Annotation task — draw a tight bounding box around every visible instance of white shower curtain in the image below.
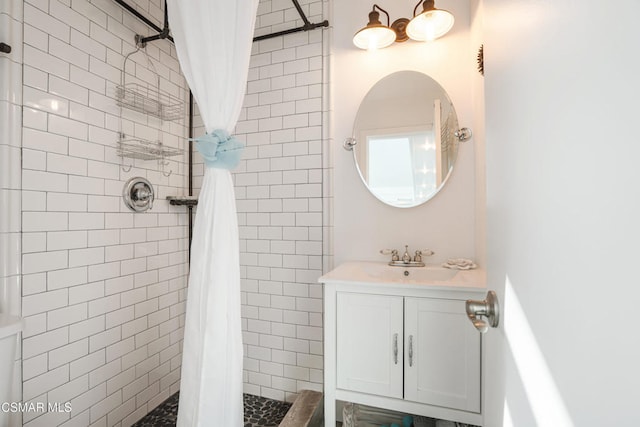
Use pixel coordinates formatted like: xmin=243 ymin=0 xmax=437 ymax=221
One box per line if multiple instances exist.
xmin=165 ymin=1 xmax=259 ymax=426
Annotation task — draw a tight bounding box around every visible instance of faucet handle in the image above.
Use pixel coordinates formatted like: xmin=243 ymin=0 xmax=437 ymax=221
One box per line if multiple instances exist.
xmin=380 ymin=249 xmax=400 ymax=262
xmin=414 ymin=249 xmax=435 ymax=263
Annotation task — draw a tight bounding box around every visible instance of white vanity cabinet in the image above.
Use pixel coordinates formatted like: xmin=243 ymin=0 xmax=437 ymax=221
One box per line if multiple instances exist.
xmin=336 ymin=293 xmax=404 ymax=398
xmin=403 ymin=297 xmax=480 ymax=412
xmin=322 ymin=263 xmax=486 ymax=426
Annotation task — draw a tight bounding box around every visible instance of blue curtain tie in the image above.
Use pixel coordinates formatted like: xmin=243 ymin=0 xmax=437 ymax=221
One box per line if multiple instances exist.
xmin=193 ymin=129 xmax=244 ymax=169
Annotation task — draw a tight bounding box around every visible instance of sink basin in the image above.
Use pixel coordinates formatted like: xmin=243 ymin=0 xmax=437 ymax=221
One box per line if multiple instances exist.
xmin=362 ymin=262 xmax=459 ymax=282
xmin=319 ymin=261 xmax=486 ymax=290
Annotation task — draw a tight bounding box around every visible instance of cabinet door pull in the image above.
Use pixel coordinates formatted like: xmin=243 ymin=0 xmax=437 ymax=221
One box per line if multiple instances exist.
xmin=408 ymin=335 xmax=414 ymax=367
xmin=393 ymin=333 xmax=398 ymax=364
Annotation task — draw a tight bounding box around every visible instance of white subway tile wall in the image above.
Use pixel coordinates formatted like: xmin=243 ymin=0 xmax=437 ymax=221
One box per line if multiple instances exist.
xmin=1 ymin=0 xmax=24 ymax=426
xmin=191 ymin=0 xmax=329 ymax=403
xmin=20 ymin=0 xmax=190 ymax=426
xmin=0 ymin=0 xmax=23 ymax=309
xmin=8 ymin=0 xmax=331 ymax=423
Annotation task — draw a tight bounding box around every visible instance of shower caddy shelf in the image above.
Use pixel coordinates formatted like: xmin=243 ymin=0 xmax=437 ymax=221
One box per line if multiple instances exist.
xmin=116 ymin=136 xmax=182 ymax=161
xmin=114 ymin=44 xmax=185 ymax=176
xmin=115 ymin=82 xmax=183 ymax=121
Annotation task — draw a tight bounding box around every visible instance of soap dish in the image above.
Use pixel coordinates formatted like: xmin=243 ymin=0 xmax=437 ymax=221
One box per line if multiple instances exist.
xmin=167 ymin=196 xmax=198 ymax=207
xmin=442 ymin=258 xmax=477 ymax=270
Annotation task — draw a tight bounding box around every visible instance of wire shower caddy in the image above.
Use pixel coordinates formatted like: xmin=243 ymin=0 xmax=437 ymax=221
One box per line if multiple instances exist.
xmin=114 ymin=44 xmax=184 ymax=176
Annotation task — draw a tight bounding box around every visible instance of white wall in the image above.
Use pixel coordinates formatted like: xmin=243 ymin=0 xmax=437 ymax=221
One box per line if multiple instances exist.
xmin=331 ymin=0 xmax=480 ymax=266
xmin=469 ymin=0 xmax=485 ymax=269
xmin=483 ymin=0 xmax=640 ymax=425
xmin=18 ymin=0 xmax=190 ymax=425
xmin=191 ymin=0 xmax=329 ymax=402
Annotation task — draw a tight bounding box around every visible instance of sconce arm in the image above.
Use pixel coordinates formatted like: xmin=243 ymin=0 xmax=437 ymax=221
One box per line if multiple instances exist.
xmin=372 ymin=4 xmax=391 ymax=27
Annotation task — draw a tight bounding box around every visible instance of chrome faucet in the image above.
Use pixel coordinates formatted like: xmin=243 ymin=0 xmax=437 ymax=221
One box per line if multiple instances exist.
xmin=380 ymin=246 xmax=435 ymax=267
xmin=401 ymin=245 xmax=412 ymax=263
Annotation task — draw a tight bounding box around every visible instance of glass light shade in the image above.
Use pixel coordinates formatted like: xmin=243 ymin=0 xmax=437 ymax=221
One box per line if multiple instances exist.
xmin=353 ymin=25 xmax=397 ymax=50
xmin=406 ymin=8 xmax=454 ymax=41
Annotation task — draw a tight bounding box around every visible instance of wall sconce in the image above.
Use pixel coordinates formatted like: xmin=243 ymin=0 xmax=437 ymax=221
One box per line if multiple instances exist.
xmin=353 ymin=0 xmax=454 ymax=50
xmin=352 ymin=5 xmax=398 ymax=50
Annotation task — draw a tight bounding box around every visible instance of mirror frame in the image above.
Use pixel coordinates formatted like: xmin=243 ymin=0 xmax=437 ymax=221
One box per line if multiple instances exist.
xmin=347 ymin=71 xmax=462 ymax=209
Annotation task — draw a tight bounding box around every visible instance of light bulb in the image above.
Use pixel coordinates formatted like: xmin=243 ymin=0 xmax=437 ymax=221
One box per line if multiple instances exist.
xmin=353 ymin=7 xmax=396 ymax=50
xmin=353 ymin=26 xmax=396 ymax=50
xmin=407 ymin=6 xmax=454 ymax=42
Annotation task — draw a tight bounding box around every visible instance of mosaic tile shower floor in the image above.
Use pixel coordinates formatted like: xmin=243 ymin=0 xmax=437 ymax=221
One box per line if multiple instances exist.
xmin=132 ymin=393 xmax=292 ymax=427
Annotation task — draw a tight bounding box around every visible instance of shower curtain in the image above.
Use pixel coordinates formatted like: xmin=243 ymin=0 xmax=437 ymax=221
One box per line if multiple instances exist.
xmin=165 ymin=1 xmax=259 ymax=426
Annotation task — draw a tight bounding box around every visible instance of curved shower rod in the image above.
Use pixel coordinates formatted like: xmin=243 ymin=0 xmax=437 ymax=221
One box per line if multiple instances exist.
xmin=112 ymin=0 xmax=329 ymax=45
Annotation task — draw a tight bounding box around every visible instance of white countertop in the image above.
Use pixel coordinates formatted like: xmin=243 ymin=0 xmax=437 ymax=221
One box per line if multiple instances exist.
xmin=319 ymin=261 xmax=486 ymax=292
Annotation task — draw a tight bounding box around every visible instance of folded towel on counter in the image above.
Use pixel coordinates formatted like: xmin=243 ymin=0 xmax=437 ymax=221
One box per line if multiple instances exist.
xmin=442 ymin=258 xmax=477 ymax=270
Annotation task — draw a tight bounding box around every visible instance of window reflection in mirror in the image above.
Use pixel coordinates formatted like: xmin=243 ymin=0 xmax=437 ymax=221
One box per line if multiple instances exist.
xmin=366 ymin=129 xmax=436 ymax=207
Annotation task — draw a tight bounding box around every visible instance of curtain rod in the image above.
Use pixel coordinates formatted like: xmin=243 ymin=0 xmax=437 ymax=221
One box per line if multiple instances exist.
xmin=113 ymin=0 xmax=174 ymax=44
xmin=112 ymin=0 xmax=329 ymax=44
xmin=252 ymin=0 xmax=329 ymax=42
xmin=253 ymin=20 xmax=329 ymax=42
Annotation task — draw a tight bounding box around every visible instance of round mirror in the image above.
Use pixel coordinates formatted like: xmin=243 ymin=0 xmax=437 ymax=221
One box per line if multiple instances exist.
xmin=350 ymin=71 xmax=460 ymax=208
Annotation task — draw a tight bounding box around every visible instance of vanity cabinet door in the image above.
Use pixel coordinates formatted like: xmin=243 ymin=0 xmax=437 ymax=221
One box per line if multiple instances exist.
xmin=404 ymin=297 xmax=481 ymax=413
xmin=336 ymin=292 xmax=404 ymax=399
